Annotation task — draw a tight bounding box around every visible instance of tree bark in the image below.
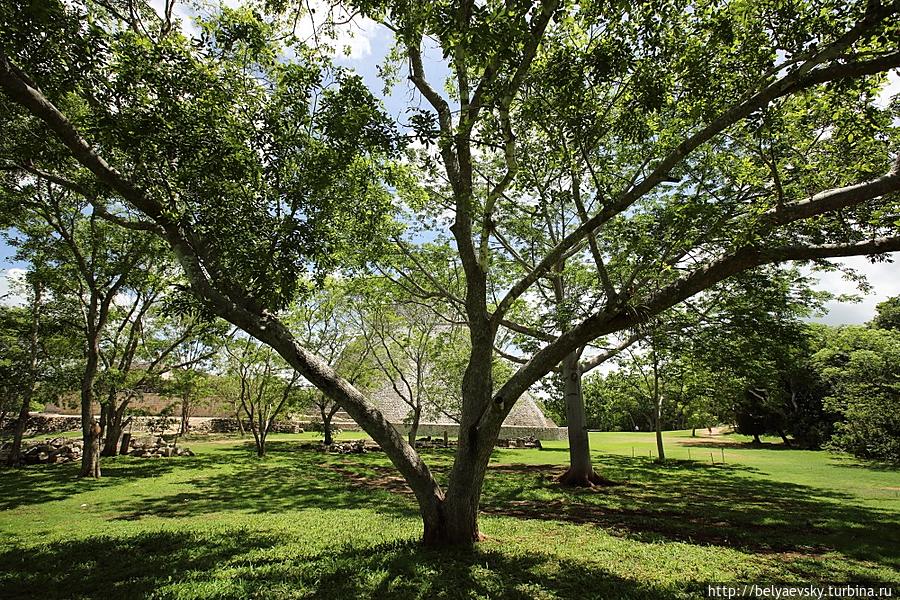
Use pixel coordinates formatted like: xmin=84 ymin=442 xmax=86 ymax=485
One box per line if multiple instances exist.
xmin=426 ymin=323 xmax=496 ymax=546
xmin=7 ymin=385 xmax=33 ymax=469
xmin=558 ymin=353 xmax=607 ymax=486
xmin=86 ymin=419 xmax=101 ymax=478
xmin=79 ymin=327 xmax=102 ymax=478
xmin=652 ymin=352 xmax=666 ymax=463
xmin=180 ymin=393 xmax=190 ymax=435
xmin=101 ymin=400 xmax=129 ymax=457
xmin=407 ymin=405 xmax=422 ymax=445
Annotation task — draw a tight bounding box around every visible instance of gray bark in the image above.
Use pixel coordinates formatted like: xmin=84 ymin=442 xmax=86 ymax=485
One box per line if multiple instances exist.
xmin=558 ymin=353 xmax=606 ymax=486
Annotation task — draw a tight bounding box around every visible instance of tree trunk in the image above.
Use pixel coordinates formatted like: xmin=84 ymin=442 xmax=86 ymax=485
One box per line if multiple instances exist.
xmin=320 ymin=404 xmax=334 ymax=445
xmin=407 ymin=405 xmax=422 ymax=445
xmin=752 ymin=433 xmax=762 ymax=446
xmin=691 ymin=427 xmax=696 ymax=437
xmin=180 ymin=394 xmax=190 ymax=435
xmin=8 ymin=281 xmax=42 ymax=467
xmin=85 ymin=419 xmax=101 ymax=478
xmin=422 ymin=325 xmax=496 ymax=547
xmin=558 ymin=353 xmax=608 ymax=487
xmin=236 ymin=408 xmax=245 ymax=436
xmin=654 ymin=395 xmax=666 ymax=463
xmin=101 ymin=401 xmax=129 ymax=457
xmin=426 ymin=443 xmax=489 ymax=546
xmin=652 ymin=351 xmax=666 ymax=463
xmin=79 ymin=331 xmax=102 ymax=478
xmin=257 ymin=432 xmax=266 ymax=457
xmin=7 ymin=400 xmax=32 ymax=467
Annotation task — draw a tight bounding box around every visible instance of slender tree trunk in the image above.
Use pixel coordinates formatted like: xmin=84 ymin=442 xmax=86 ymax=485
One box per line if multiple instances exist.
xmin=180 ymin=393 xmax=190 ymax=435
xmin=655 ymin=412 xmax=665 ymax=462
xmin=98 ymin=402 xmax=108 ymax=440
xmin=8 ymin=281 xmax=42 ymax=467
xmin=7 ymin=386 xmax=34 ymax=469
xmin=408 ymin=405 xmax=422 ymax=445
xmin=320 ymin=403 xmax=334 ymax=445
xmin=653 ymin=354 xmax=665 ymax=463
xmin=236 ymin=407 xmax=245 ymax=436
xmin=558 ymin=353 xmax=607 ymax=486
xmin=87 ymin=419 xmax=101 ymax=477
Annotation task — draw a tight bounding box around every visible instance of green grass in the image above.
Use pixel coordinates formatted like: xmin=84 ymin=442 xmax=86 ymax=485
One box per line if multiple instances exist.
xmin=1 ymin=430 xmax=897 ymax=599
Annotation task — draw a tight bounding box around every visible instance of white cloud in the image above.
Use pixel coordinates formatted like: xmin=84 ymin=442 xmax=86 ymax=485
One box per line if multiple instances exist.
xmin=808 ymin=254 xmax=900 ymax=325
xmin=0 ymin=268 xmax=27 ymax=307
xmin=294 ymin=3 xmax=380 ymax=60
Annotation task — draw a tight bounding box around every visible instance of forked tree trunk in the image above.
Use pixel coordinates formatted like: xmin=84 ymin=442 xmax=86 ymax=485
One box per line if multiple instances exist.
xmin=420 ymin=329 xmax=496 ymax=546
xmin=320 ymin=403 xmax=334 ymax=445
xmin=101 ymin=400 xmax=129 ymax=457
xmin=558 ymin=353 xmax=608 ymax=487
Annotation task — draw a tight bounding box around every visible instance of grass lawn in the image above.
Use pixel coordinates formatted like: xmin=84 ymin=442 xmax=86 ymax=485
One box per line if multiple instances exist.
xmin=0 ymin=429 xmax=897 ymax=599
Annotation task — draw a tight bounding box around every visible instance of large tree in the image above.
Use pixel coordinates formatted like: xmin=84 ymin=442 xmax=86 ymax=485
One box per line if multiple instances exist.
xmin=2 ymin=0 xmax=900 ymax=544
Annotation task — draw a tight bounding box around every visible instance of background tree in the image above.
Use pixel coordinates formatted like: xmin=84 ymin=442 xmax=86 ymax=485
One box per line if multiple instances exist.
xmin=97 ymin=293 xmax=226 ymax=455
xmin=0 ymin=183 xmax=154 ymax=477
xmin=873 ymin=295 xmax=900 ymax=331
xmin=359 ymin=297 xmax=445 ymax=444
xmin=223 ymin=337 xmax=302 ymax=457
xmin=290 ymin=280 xmax=379 ymax=445
xmin=0 ymin=280 xmax=41 ymax=465
xmin=813 ymin=324 xmax=900 ymax=463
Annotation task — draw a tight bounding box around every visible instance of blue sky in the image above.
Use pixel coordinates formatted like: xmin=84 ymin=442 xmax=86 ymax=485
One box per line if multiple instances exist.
xmin=2 ymin=4 xmax=898 ymax=324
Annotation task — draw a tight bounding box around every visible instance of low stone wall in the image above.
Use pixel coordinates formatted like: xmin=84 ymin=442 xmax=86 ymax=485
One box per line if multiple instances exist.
xmin=394 ymin=423 xmax=568 ymax=441
xmin=200 ymin=418 xmax=305 ymax=434
xmin=7 ymin=413 xmax=567 ymax=442
xmin=1 ymin=414 xmax=82 ymax=435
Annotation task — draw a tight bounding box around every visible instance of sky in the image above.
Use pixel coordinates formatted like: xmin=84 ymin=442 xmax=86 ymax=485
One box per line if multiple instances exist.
xmin=1 ymin=4 xmax=898 ymax=325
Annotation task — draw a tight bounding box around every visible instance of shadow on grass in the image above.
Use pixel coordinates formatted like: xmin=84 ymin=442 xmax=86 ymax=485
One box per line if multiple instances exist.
xmin=826 ymin=454 xmax=900 ymax=472
xmin=0 ymin=530 xmax=679 ymax=600
xmin=112 ymin=441 xmax=420 ymax=522
xmin=0 ymin=455 xmax=221 ymax=510
xmin=478 ymin=454 xmax=900 ymax=568
xmin=98 ymin=442 xmax=900 ymax=569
